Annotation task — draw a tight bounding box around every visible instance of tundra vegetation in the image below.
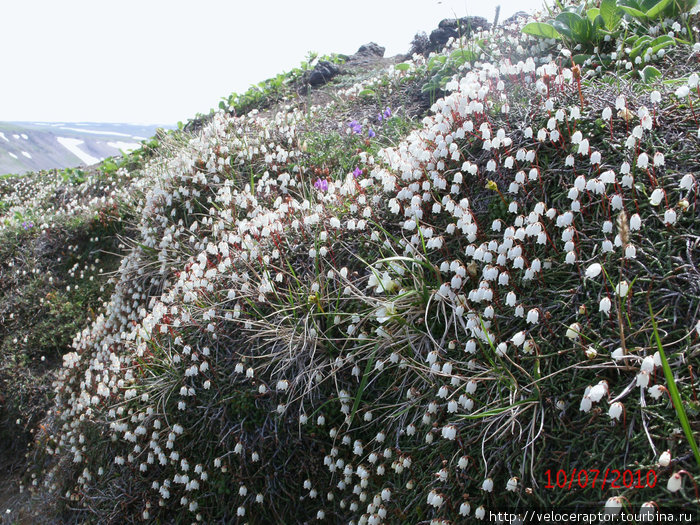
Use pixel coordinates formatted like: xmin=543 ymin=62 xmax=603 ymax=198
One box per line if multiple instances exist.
xmin=1 ymin=0 xmax=699 ymax=523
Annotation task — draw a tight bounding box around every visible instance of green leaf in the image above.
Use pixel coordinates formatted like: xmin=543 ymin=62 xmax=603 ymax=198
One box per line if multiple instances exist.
xmin=618 ymin=4 xmax=648 ymax=19
xmin=620 ymin=0 xmax=643 ymax=9
xmin=394 ymin=63 xmax=411 ymax=71
xmin=449 ymin=48 xmax=477 ymax=62
xmin=358 ymin=89 xmax=376 ymax=97
xmin=645 ymin=0 xmax=673 ymax=18
xmin=629 ymin=35 xmax=652 ymax=59
xmin=650 ymin=40 xmax=675 ymax=55
xmin=649 ymin=34 xmax=674 ymax=47
xmin=555 ymin=10 xmax=584 ymax=28
xmin=551 ymin=20 xmax=574 ymax=39
xmin=427 ymin=55 xmax=447 ymax=70
xmin=625 ymin=34 xmax=642 ymax=46
xmin=592 ymin=14 xmax=606 ymax=33
xmin=601 ymin=0 xmax=623 ymax=30
xmin=639 ymin=65 xmax=661 ymax=82
xmin=522 ymin=22 xmax=562 ymax=39
xmin=555 ymin=12 xmax=591 ymax=42
xmin=586 ymin=7 xmax=601 ymax=22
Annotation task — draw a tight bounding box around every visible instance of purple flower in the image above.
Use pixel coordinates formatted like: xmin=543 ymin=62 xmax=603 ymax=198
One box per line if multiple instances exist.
xmin=377 ymin=113 xmax=383 ymax=122
xmin=22 ymin=220 xmax=34 ymax=230
xmin=314 ymin=178 xmax=329 ymax=192
xmin=353 ymin=167 xmax=362 ymax=178
xmin=348 ymin=120 xmax=362 ymax=134
xmin=383 ymin=107 xmax=392 ymax=119
xmin=368 ymin=129 xmax=376 ymax=138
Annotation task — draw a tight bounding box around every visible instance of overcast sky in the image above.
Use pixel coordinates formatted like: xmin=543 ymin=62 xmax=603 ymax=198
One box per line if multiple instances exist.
xmin=1 ymin=0 xmax=548 ymax=124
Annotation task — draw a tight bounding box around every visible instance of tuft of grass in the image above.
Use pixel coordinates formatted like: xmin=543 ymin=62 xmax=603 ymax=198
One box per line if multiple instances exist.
xmin=649 ymin=302 xmax=700 ymax=469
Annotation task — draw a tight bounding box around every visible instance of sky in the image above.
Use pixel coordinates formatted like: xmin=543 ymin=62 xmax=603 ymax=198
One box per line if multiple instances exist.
xmin=0 ymin=0 xmax=548 ymax=125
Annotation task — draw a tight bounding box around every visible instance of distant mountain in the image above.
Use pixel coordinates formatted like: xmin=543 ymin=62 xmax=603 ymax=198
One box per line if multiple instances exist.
xmin=0 ymin=122 xmax=170 ymax=174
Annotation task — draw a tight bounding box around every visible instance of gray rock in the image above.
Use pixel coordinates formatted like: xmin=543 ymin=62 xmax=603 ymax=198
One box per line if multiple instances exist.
xmin=503 ymin=11 xmax=530 ymax=26
xmin=414 ymin=17 xmax=490 ymax=56
xmin=356 ymin=42 xmax=385 ymax=58
xmin=409 ymin=31 xmax=431 ymax=56
xmin=308 ymin=60 xmax=340 ymax=87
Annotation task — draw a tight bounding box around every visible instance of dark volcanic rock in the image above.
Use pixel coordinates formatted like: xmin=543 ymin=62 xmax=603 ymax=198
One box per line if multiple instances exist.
xmin=412 ymin=17 xmax=490 ymax=56
xmin=503 ymin=11 xmax=530 ymax=26
xmin=356 ymin=42 xmax=385 ymax=58
xmin=308 ymin=60 xmax=341 ymax=87
xmin=409 ymin=31 xmax=431 ymax=56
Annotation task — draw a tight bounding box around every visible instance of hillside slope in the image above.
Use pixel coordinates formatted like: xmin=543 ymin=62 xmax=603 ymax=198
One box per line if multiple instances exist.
xmin=1 ymin=3 xmax=699 ymax=524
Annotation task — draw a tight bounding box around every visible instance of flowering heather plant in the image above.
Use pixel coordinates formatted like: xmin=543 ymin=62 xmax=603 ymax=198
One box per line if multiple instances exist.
xmin=4 ymin=2 xmax=700 ymax=524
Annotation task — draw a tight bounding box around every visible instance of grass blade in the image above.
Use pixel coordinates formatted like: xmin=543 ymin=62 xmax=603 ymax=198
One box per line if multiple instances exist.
xmin=649 ymin=302 xmax=700 ymax=469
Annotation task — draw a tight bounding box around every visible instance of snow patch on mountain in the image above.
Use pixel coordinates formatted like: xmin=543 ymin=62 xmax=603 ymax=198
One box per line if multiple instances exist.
xmin=57 ymin=137 xmax=100 ymax=165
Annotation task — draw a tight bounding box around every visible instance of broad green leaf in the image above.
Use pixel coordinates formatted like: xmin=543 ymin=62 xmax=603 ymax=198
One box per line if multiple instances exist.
xmin=450 ymin=55 xmax=468 ymax=68
xmin=646 ymin=0 xmax=673 ymax=18
xmin=630 ymin=35 xmax=676 ymax=60
xmin=620 ymin=0 xmax=642 ymax=9
xmin=358 ymin=89 xmax=376 ymax=97
xmin=555 ymin=11 xmax=586 ymax=26
xmin=601 ymin=0 xmax=623 ymax=30
xmin=592 ymin=14 xmax=606 ymax=33
xmin=586 ymin=7 xmax=601 ymax=22
xmin=427 ymin=55 xmax=447 ymax=70
xmin=522 ymin=22 xmax=562 ymax=39
xmin=650 ymin=36 xmax=676 ymax=54
xmin=450 ymin=48 xmax=476 ymax=61
xmin=629 ymin=35 xmax=652 ymax=59
xmin=619 ymin=5 xmax=647 ymax=21
xmin=394 ymin=63 xmax=411 ymax=71
xmin=639 ymin=65 xmax=661 ymax=82
xmin=649 ymin=35 xmax=674 ymax=46
xmin=551 ymin=20 xmax=574 ymax=39
xmin=556 ymin=11 xmax=591 ymax=42
xmin=619 ymin=5 xmax=648 ymax=19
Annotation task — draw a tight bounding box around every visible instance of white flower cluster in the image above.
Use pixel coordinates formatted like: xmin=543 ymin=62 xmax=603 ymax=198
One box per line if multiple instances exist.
xmin=25 ymin=6 xmax=699 ymax=523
